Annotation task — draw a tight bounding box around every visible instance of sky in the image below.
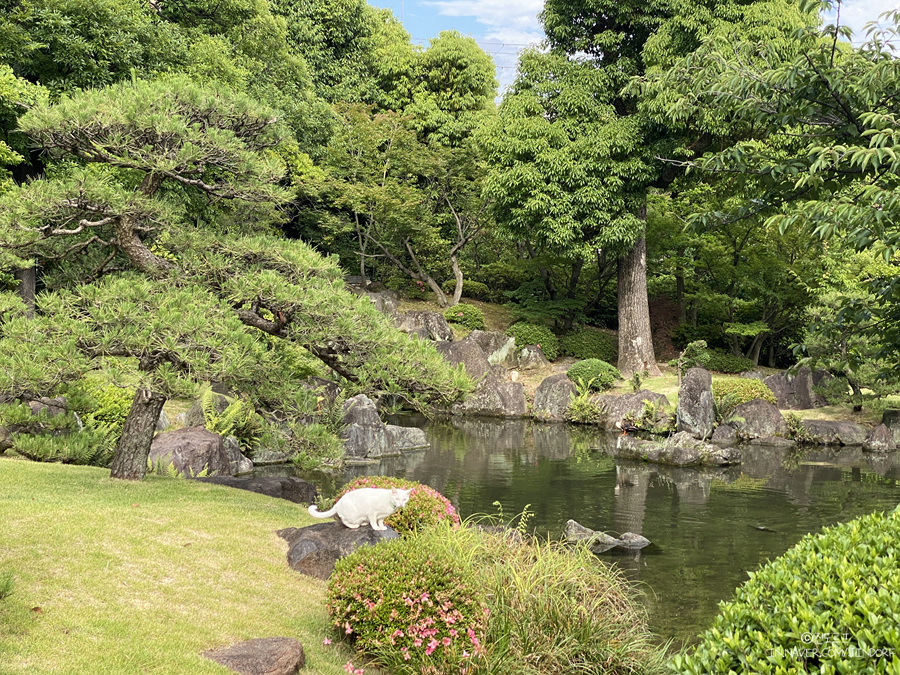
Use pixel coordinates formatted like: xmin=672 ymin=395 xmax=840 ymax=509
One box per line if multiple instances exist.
xmin=370 ymin=0 xmax=899 ymax=97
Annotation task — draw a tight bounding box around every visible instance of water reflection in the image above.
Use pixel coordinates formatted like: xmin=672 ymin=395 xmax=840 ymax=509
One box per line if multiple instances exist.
xmin=262 ymin=416 xmax=900 ymax=647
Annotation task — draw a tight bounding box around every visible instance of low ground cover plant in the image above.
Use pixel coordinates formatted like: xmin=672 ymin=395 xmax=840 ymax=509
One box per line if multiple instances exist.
xmin=505 ymin=323 xmax=559 ymax=361
xmin=336 ymin=476 xmax=460 ymax=534
xmin=559 ymin=327 xmax=617 ymax=363
xmin=711 ymin=378 xmax=777 ymax=408
xmin=706 ymin=350 xmax=756 ymax=374
xmin=327 ymin=519 xmax=666 ymax=674
xmin=567 ymin=359 xmax=621 ymax=392
xmin=671 ymin=508 xmax=900 ymax=673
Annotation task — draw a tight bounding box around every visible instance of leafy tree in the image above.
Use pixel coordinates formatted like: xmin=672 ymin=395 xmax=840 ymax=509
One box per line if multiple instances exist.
xmin=0 ymin=77 xmax=471 ymax=479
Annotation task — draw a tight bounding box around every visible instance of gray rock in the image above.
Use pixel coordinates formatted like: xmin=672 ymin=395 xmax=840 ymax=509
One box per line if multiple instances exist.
xmin=341 ymin=394 xmax=397 ymax=459
xmin=394 ymin=311 xmax=453 ymax=341
xmin=677 ymin=367 xmax=715 ymax=439
xmin=763 ymin=367 xmax=827 ymax=410
xmin=354 ymin=289 xmax=400 ymax=316
xmin=435 ymin=338 xmax=493 ymax=380
xmin=223 ymin=436 xmax=253 ymax=475
xmin=278 ymin=522 xmax=400 ymax=581
xmin=249 ymin=449 xmax=292 ymax=465
xmin=532 ymin=374 xmax=577 ymax=422
xmin=518 ymin=345 xmax=549 ymax=370
xmin=467 ymin=330 xmax=518 ymax=369
xmin=195 ymin=476 xmax=318 ymax=504
xmin=451 ymin=377 xmax=527 ymax=418
xmin=203 ymin=637 xmax=305 ymax=675
xmin=28 ymin=396 xmax=68 ymax=417
xmin=174 ymin=412 xmax=189 ymax=428
xmin=730 ymin=399 xmax=787 ymax=439
xmin=749 ymin=436 xmax=795 ymax=447
xmin=564 ymin=519 xmax=651 ymax=553
xmin=614 ymin=432 xmax=741 ymax=467
xmin=385 ymin=425 xmax=429 ymax=450
xmin=156 ymin=409 xmax=170 ymax=432
xmin=710 ymin=425 xmax=737 ymax=445
xmin=593 ymin=389 xmax=671 ymax=431
xmin=802 ymin=419 xmax=867 ymax=446
xmin=882 ymin=409 xmax=900 ymax=444
xmin=0 ymin=426 xmax=10 ymax=453
xmin=149 ymin=426 xmax=232 ymax=477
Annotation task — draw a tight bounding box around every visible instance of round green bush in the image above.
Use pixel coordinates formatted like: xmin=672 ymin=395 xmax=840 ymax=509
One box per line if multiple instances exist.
xmin=337 ymin=476 xmax=460 ymax=535
xmin=327 ymin=535 xmax=488 ymax=672
xmin=712 ymin=377 xmax=777 ymax=408
xmin=559 ymin=327 xmax=617 ymax=363
xmin=671 ymin=508 xmax=900 ymax=674
xmin=443 ymin=303 xmax=486 ymax=331
xmin=506 ymin=323 xmax=559 ymax=361
xmin=706 ymin=350 xmax=756 ymax=374
xmin=79 ymin=380 xmax=135 ymax=434
xmin=566 ymin=359 xmax=621 ymax=391
xmin=440 ymin=279 xmax=491 ymax=301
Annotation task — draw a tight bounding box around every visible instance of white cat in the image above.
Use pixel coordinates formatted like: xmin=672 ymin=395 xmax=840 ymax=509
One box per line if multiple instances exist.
xmin=308 ymin=487 xmax=413 ymax=530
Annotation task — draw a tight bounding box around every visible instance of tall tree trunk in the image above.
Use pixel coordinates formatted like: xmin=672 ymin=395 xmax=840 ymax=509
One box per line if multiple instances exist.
xmin=110 ymin=387 xmax=166 ymax=481
xmin=15 ymin=268 xmax=35 ymax=318
xmin=617 ymin=233 xmax=661 ymax=378
xmin=449 ymin=254 xmax=464 ymax=306
xmin=748 ymin=333 xmax=766 ymax=366
xmin=562 ymin=256 xmax=584 ymax=331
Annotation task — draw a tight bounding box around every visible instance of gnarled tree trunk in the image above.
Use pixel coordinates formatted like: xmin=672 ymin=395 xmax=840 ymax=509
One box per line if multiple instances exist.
xmin=617 ymin=233 xmax=661 ymax=378
xmin=109 ymin=387 xmax=166 ymax=481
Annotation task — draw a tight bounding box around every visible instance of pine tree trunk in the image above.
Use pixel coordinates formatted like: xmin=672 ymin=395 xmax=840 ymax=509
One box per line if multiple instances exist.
xmin=617 ymin=234 xmax=661 ymax=378
xmin=109 ymin=387 xmax=166 ymax=481
xmin=14 ymin=268 xmax=35 ymax=318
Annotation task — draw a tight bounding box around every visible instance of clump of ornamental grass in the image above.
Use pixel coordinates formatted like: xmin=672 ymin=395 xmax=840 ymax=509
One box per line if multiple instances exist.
xmin=337 ymin=476 xmax=460 ymax=535
xmin=327 ymin=518 xmax=666 ymax=675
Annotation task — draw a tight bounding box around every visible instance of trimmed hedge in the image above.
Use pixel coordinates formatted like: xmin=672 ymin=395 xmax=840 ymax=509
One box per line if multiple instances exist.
xmin=440 ymin=279 xmax=491 ymax=301
xmin=567 ymin=359 xmax=621 ymax=392
xmin=337 ymin=476 xmax=460 ymax=535
xmin=506 ymin=323 xmax=559 ymax=361
xmin=671 ymin=508 xmax=900 ymax=673
xmin=706 ymin=350 xmax=756 ymax=374
xmin=559 ymin=328 xmax=617 ymax=363
xmin=443 ymin=303 xmax=486 ymax=331
xmin=712 ymin=378 xmax=777 ymax=408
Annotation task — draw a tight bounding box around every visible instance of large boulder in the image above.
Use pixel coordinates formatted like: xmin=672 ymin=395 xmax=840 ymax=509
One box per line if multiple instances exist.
xmin=341 ymin=394 xmax=397 ymax=460
xmin=435 ymin=338 xmax=493 ymax=380
xmin=394 ymin=311 xmax=453 ymax=341
xmin=451 ymin=378 xmax=527 ymax=418
xmin=385 ymin=425 xmax=429 ymax=450
xmin=615 ymin=431 xmax=741 ymax=467
xmin=763 ymin=367 xmax=828 ymax=410
xmin=203 ymin=637 xmax=305 ymax=675
xmin=729 ymin=399 xmax=787 ymax=439
xmin=352 ymin=288 xmax=400 ymax=316
xmin=278 ymin=522 xmax=399 ymax=581
xmin=532 ymin=374 xmax=576 ymax=422
xmin=801 ymin=419 xmax=867 ymax=446
xmin=676 ymin=368 xmax=715 ymax=439
xmin=149 ymin=426 xmax=232 ymax=477
xmin=467 ymin=330 xmax=518 ymax=369
xmin=882 ymin=409 xmax=900 ymax=444
xmin=223 ymin=436 xmax=253 ymax=475
xmin=195 ymin=476 xmax=318 ymax=503
xmin=593 ymin=390 xmax=671 ymax=431
xmin=710 ymin=425 xmax=737 ymax=445
xmin=518 ymin=345 xmax=549 ymax=370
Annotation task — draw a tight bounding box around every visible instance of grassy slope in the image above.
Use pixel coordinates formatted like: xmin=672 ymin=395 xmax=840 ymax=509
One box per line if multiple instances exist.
xmin=0 ymin=458 xmax=377 ymax=675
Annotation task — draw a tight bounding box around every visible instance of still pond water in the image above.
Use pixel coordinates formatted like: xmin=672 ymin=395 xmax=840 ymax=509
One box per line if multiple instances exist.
xmin=257 ymin=416 xmax=900 ymax=647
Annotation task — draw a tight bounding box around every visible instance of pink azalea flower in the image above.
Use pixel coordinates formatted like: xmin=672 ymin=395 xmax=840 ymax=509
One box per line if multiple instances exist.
xmin=323 ymin=638 xmax=332 ymax=646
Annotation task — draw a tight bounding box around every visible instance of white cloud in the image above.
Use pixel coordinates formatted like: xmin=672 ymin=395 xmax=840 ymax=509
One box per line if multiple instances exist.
xmin=824 ymin=0 xmax=899 ymax=42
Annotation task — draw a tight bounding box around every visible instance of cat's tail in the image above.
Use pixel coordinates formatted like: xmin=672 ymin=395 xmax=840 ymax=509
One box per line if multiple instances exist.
xmin=308 ymin=504 xmax=338 ymax=519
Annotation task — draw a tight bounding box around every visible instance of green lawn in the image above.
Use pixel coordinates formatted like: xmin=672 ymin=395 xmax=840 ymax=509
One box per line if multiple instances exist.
xmin=0 ymin=458 xmax=376 ymax=675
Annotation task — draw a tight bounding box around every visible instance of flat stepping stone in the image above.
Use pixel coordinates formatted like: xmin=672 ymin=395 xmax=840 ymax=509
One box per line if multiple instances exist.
xmin=203 ymin=637 xmax=305 ymax=675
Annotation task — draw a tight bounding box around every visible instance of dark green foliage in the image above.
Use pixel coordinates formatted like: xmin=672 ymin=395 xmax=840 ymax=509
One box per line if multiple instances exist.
xmin=336 ymin=476 xmax=460 ymax=535
xmin=706 ymin=351 xmax=756 ymax=374
xmin=671 ymin=508 xmax=900 ymax=673
xmin=670 ymin=340 xmax=712 ymax=377
xmin=440 ymin=278 xmax=491 ymax=301
xmin=712 ymin=378 xmax=777 ymax=409
xmin=78 ymin=380 xmax=135 ymax=437
xmin=443 ymin=303 xmax=485 ymax=331
xmin=0 ymin=570 xmax=12 ymax=601
xmin=567 ymin=359 xmax=621 ymax=392
xmin=565 ymin=392 xmax=605 ymax=425
xmin=327 ymin=534 xmax=488 ymax=671
xmin=671 ymin=324 xmax=728 ymax=352
xmin=506 ymin=323 xmax=559 ymax=361
xmin=559 ymin=327 xmax=617 ymax=363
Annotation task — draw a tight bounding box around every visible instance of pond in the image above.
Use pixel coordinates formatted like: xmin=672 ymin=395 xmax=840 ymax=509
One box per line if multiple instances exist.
xmin=255 ymin=416 xmax=900 ymax=648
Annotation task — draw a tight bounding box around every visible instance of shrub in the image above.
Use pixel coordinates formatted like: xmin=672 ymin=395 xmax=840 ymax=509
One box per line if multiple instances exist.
xmin=440 ymin=279 xmax=491 ymax=301
xmin=567 ymin=359 xmax=621 ymax=392
xmin=327 ymin=534 xmax=489 ymax=673
xmin=712 ymin=378 xmax=777 ymax=409
xmin=337 ymin=476 xmax=460 ymax=535
xmin=669 ymin=340 xmax=711 ymax=377
xmin=443 ymin=303 xmax=486 ymax=331
xmin=565 ymin=395 xmax=606 ymax=425
xmin=671 ymin=508 xmax=900 ymax=674
xmin=0 ymin=571 xmax=12 ymax=602
xmin=78 ymin=380 xmax=135 ymax=435
xmin=671 ymin=323 xmax=727 ymax=351
xmin=506 ymin=323 xmax=559 ymax=361
xmin=559 ymin=327 xmax=617 ymax=363
xmin=706 ymin=350 xmax=756 ymax=374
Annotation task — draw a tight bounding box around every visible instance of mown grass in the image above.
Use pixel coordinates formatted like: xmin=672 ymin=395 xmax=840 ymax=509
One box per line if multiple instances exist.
xmin=0 ymin=457 xmax=380 ymax=675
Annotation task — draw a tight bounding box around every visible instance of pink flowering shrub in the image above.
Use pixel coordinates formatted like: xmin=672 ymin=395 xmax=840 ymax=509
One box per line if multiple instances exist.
xmin=327 ymin=536 xmax=488 ymax=673
xmin=337 ymin=477 xmax=460 ymax=535
xmin=442 ymin=304 xmax=485 ymax=331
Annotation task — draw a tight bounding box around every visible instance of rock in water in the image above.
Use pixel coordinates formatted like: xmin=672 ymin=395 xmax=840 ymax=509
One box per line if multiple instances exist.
xmin=676 ymin=367 xmax=715 ymax=439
